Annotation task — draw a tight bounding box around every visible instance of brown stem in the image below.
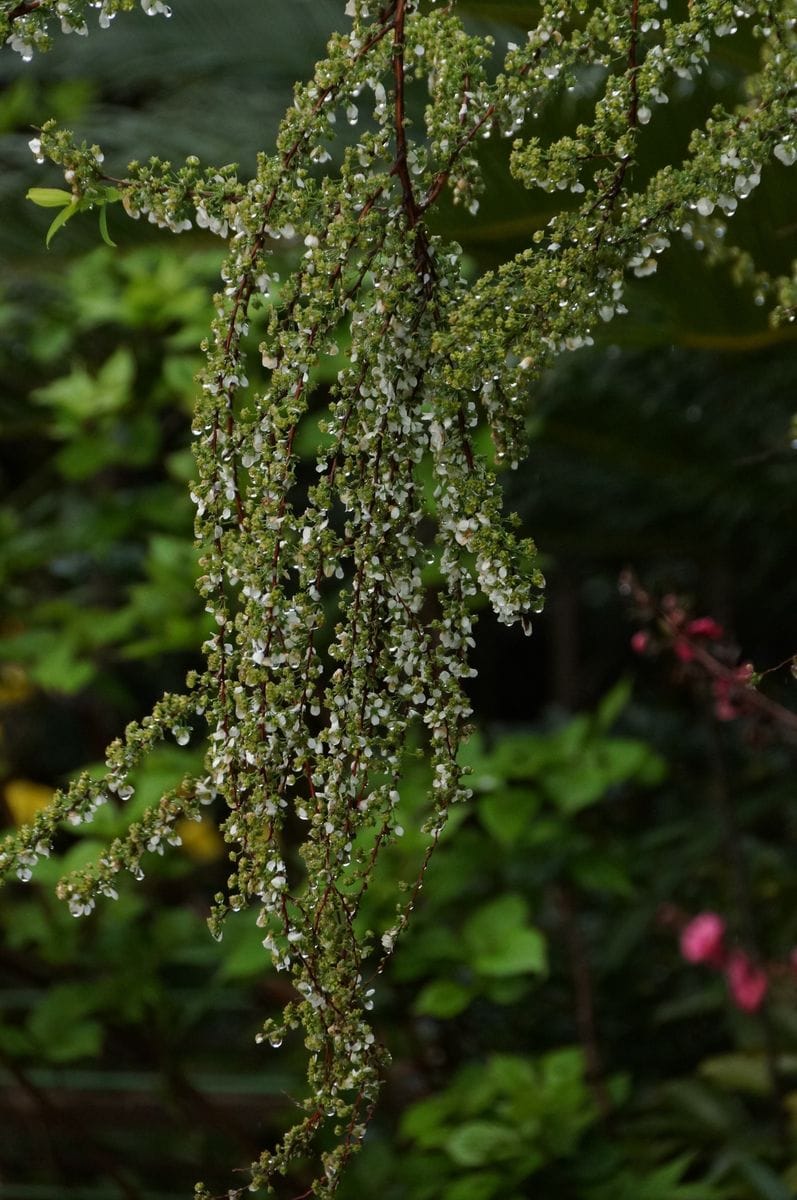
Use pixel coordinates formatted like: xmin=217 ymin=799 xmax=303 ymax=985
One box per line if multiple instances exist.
xmin=555 ymin=886 xmax=612 ymax=1120
xmin=7 ymin=0 xmax=41 ymax=21
xmin=391 ymin=0 xmax=419 ymax=230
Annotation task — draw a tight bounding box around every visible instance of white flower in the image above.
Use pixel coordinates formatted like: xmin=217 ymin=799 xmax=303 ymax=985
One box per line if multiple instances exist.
xmin=774 ymin=142 xmax=796 ymax=167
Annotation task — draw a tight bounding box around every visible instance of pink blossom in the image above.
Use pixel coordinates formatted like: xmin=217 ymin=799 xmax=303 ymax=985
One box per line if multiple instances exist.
xmin=631 ymin=630 xmax=649 ymax=654
xmin=680 ymin=912 xmax=726 ymax=967
xmin=674 ymin=638 xmax=695 ymax=663
xmin=725 ymin=950 xmax=768 ymax=1013
xmin=686 ymin=617 xmax=724 ymax=640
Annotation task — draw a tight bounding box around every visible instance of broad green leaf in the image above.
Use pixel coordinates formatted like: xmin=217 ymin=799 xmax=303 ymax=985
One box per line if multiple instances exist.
xmin=41 ymin=1018 xmax=104 ymax=1063
xmin=543 ymin=761 xmax=609 ymax=814
xmin=600 ymin=738 xmax=662 ymax=783
xmin=33 ymin=347 xmax=134 ymax=427
xmin=477 ymin=787 xmax=540 ymax=846
xmin=444 ymin=1121 xmax=522 ymax=1168
xmin=27 ymin=982 xmax=104 ymax=1062
xmin=465 ymin=896 xmax=547 ymax=978
xmin=479 ymin=733 xmax=551 ymax=781
xmin=400 ymin=1094 xmax=455 ymax=1145
xmin=28 ymin=636 xmax=95 ymax=694
xmin=464 ymin=894 xmax=528 ymax=946
xmin=414 ymin=979 xmax=474 ymax=1019
xmin=215 ymin=910 xmax=270 ymax=981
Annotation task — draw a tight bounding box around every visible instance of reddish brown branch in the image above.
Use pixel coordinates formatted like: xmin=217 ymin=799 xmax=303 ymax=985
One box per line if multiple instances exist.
xmin=555 ymin=886 xmax=612 ymax=1120
xmin=7 ymin=0 xmax=41 ymax=21
xmin=391 ymin=0 xmax=420 ymax=229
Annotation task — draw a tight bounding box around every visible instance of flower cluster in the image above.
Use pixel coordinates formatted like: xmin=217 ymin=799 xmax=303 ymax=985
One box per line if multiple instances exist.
xmin=626 ymin=577 xmax=797 ymax=731
xmin=680 ymin=911 xmax=769 ymax=1013
xmin=1 ymin=0 xmax=796 ymax=1194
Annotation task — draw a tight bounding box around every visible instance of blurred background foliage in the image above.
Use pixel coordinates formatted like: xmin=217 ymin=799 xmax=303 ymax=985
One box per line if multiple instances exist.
xmin=1 ymin=1 xmax=797 ymax=1198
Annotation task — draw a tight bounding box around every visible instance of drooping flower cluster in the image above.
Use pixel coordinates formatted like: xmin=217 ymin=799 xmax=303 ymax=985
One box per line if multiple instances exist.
xmin=1 ymin=0 xmax=795 ymax=1194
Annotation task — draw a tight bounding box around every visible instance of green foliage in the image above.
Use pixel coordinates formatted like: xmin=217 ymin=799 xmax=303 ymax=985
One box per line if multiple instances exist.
xmin=399 ymin=1049 xmax=600 ymax=1194
xmin=27 ymin=181 xmax=120 ymax=246
xmin=0 ymin=244 xmax=222 ymax=700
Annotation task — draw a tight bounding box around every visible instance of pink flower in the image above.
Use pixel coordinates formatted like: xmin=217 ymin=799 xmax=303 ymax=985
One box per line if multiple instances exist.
xmin=686 ymin=617 xmax=724 ymax=640
xmin=674 ymin=638 xmax=695 ymax=663
xmin=631 ymin=630 xmax=649 ymax=654
xmin=725 ymin=951 xmax=768 ymax=1013
xmin=680 ymin=912 xmax=726 ymax=967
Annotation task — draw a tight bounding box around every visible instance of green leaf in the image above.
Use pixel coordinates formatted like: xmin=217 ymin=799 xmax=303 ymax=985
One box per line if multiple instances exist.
xmin=465 ymin=896 xmax=547 ymax=978
xmin=484 ymin=1055 xmax=537 ymax=1095
xmin=33 ymin=347 xmax=135 ymax=426
xmin=699 ymin=1052 xmax=772 ymax=1096
xmin=26 ymin=187 xmax=74 ymax=207
xmin=484 ymin=977 xmax=529 ymax=1005
xmin=444 ymin=1121 xmax=522 ymax=1168
xmin=414 ymin=979 xmax=474 ymax=1019
xmin=600 ymin=738 xmax=661 ymax=783
xmin=478 ymin=733 xmax=552 ymax=782
xmin=27 ymin=982 xmax=104 ymax=1062
xmin=215 ymin=910 xmax=270 ymax=981
xmin=45 ymin=200 xmax=79 ymax=247
xmin=472 ymin=929 xmax=546 ymax=979
xmin=28 ymin=636 xmax=95 ymax=694
xmin=571 ymin=854 xmax=635 ymax=897
xmin=442 ymin=1172 xmax=505 ymax=1200
xmin=477 ymin=787 xmax=540 ymax=847
xmin=98 ymin=201 xmax=117 ymax=248
xmin=594 ymin=678 xmax=632 ymax=731
xmin=661 ymin=1080 xmax=737 ymax=1135
xmin=733 ymin=1157 xmax=794 ymax=1200
xmin=400 ymin=1094 xmax=455 ymax=1146
xmin=542 ymin=760 xmax=609 ymax=814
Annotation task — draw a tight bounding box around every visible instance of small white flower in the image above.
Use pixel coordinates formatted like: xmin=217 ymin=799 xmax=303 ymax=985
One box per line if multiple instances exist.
xmin=774 ymin=142 xmax=796 ymax=167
